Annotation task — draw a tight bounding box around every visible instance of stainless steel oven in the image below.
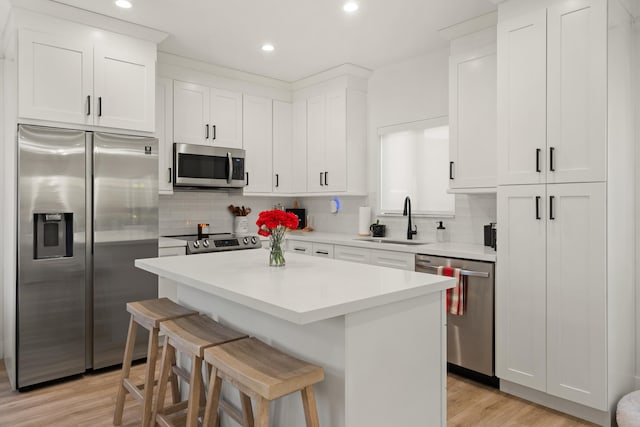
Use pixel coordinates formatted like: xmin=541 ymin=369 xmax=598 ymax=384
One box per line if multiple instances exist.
xmin=415 ymin=254 xmax=497 ymax=385
xmin=173 ymin=143 xmax=246 ymax=189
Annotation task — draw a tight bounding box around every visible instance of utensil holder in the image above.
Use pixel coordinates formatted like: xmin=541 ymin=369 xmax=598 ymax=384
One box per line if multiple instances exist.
xmin=234 ymin=216 xmax=249 ymax=235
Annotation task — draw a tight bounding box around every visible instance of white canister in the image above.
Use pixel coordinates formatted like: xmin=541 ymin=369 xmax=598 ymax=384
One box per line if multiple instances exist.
xmin=234 ymin=216 xmax=249 ymax=235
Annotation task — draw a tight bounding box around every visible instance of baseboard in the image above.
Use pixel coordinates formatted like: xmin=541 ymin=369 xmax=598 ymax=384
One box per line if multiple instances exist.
xmin=500 ymin=380 xmax=611 ymax=427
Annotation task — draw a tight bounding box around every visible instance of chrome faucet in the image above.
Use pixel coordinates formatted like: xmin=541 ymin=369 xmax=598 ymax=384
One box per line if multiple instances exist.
xmin=403 ymin=196 xmax=418 ymax=240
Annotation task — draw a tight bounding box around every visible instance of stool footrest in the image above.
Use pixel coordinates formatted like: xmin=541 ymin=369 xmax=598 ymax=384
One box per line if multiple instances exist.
xmin=123 ymin=379 xmax=145 ymax=402
xmin=156 ymin=404 xmax=205 ymax=427
xmin=219 ymin=398 xmax=244 ymax=425
xmin=172 ymin=365 xmax=191 ymax=382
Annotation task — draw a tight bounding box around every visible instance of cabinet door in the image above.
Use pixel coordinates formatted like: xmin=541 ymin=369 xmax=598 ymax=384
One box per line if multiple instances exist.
xmin=210 ymin=88 xmax=243 ymax=149
xmin=334 ymin=245 xmax=371 ymax=264
xmin=292 ymin=100 xmax=308 ymax=193
xmin=286 ymin=240 xmax=313 ymax=255
xmin=312 ymin=243 xmax=334 ymax=258
xmin=324 ymin=90 xmax=347 ymax=192
xmin=156 ymin=78 xmax=173 ymax=194
xmin=546 ymin=0 xmax=606 ymax=184
xmin=546 ymin=182 xmax=606 ymax=409
xmin=370 ymin=249 xmax=415 ymax=271
xmin=496 ymin=184 xmax=547 ymax=391
xmin=173 ymin=81 xmax=210 ymax=145
xmin=94 ymin=41 xmax=155 ymax=132
xmin=449 ymin=44 xmax=497 ymax=189
xmin=273 ymin=101 xmax=293 ymax=193
xmin=18 ymin=29 xmax=93 ymax=125
xmin=242 ymin=95 xmax=273 ymax=193
xmin=306 ymin=95 xmax=326 ymax=192
xmin=497 ymin=10 xmax=547 ymax=185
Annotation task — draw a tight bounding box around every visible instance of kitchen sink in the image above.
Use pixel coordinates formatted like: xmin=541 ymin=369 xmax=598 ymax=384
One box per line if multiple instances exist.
xmin=354 ymin=237 xmax=429 ymax=246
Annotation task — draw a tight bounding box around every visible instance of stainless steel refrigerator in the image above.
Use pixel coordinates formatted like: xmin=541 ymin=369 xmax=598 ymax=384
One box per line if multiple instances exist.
xmin=17 ymin=124 xmax=158 ymax=389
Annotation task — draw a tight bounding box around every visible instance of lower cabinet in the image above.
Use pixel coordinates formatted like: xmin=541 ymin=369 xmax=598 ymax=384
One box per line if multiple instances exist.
xmin=290 ymin=241 xmax=416 ymax=271
xmin=497 ymin=182 xmax=607 ymax=409
xmin=158 ymin=246 xmax=186 ymax=302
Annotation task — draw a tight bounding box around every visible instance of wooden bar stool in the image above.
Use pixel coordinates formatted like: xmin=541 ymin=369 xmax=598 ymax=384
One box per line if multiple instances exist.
xmin=154 ymin=314 xmax=248 ymax=427
xmin=202 ymin=337 xmax=325 ymax=427
xmin=114 ymin=298 xmax=198 ymax=427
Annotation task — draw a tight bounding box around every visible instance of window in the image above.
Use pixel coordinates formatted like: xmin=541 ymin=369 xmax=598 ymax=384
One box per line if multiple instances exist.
xmin=378 ymin=117 xmax=455 ymax=216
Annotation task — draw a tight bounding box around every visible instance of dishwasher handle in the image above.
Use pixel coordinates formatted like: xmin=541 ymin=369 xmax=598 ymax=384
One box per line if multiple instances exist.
xmin=415 ymin=261 xmax=489 ymax=278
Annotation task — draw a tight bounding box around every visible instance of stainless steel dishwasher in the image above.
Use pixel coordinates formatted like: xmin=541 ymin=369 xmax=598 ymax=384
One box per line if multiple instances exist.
xmin=415 ymin=254 xmax=497 ymax=384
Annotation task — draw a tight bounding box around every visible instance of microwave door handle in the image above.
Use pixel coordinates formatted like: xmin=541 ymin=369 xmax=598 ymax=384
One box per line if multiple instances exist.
xmin=227 ymin=152 xmax=233 ymax=184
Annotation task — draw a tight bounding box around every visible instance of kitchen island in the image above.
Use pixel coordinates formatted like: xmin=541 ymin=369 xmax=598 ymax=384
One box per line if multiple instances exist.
xmin=135 ymin=249 xmax=455 ymax=427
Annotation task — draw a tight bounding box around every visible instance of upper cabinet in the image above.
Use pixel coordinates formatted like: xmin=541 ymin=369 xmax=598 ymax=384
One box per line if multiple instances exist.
xmin=173 ymin=80 xmax=242 ymax=148
xmin=242 ymin=94 xmax=273 ymax=193
xmin=273 ymin=100 xmax=307 ymax=194
xmin=305 ymin=88 xmax=366 ymax=195
xmin=497 ymin=0 xmax=606 ymax=185
xmin=19 ymin=28 xmax=156 ymax=132
xmin=448 ymin=31 xmax=497 ymax=191
xmin=156 ymin=77 xmax=174 ymax=195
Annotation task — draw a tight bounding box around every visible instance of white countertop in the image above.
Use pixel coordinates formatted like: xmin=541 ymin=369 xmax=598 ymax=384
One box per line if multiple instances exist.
xmin=286 ymin=231 xmax=497 ymax=262
xmin=136 ymin=249 xmax=455 ymax=325
xmin=159 ymin=236 xmax=187 ymax=248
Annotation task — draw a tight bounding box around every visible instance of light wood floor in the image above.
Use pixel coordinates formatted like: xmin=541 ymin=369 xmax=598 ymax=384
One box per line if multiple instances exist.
xmin=0 ymin=360 xmax=598 ymax=426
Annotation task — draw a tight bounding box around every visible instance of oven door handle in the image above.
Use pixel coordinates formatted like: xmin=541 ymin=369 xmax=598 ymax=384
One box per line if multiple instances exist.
xmin=227 ymin=152 xmax=233 ymax=184
xmin=415 ymin=262 xmax=489 ymax=278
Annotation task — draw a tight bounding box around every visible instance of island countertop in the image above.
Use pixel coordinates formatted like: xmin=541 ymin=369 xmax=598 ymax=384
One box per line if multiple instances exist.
xmin=135 ymin=249 xmax=455 ymax=325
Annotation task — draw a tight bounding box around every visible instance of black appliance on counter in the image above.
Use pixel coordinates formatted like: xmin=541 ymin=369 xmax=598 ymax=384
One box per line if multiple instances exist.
xmin=286 ymin=208 xmax=306 ymax=229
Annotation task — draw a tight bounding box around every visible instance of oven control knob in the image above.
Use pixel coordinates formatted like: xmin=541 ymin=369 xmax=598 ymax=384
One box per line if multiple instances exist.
xmin=251 ymin=236 xmax=257 ymax=245
xmin=192 ymin=241 xmax=200 ymax=248
xmin=202 ymin=239 xmax=209 ymax=248
xmin=243 ymin=237 xmax=249 ymax=245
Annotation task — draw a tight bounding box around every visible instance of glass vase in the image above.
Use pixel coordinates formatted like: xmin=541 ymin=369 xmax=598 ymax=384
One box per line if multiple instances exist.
xmin=269 ymin=234 xmax=285 ymax=267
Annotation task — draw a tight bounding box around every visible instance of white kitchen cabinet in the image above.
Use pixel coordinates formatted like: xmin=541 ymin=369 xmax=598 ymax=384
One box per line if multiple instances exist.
xmin=287 ymin=240 xmax=313 ymax=255
xmin=243 ymin=95 xmax=273 ymax=193
xmin=334 ymin=245 xmax=371 ymax=264
xmin=19 ymin=28 xmax=156 ymax=132
xmin=496 ymin=184 xmax=547 ymax=392
xmin=311 ymin=243 xmax=334 ymax=258
xmin=497 ymin=182 xmax=606 ymax=408
xmin=306 ymin=89 xmax=366 ymax=194
xmin=449 ymin=39 xmax=497 ymax=190
xmin=173 ymin=81 xmax=243 ymax=148
xmin=291 ymin=100 xmax=308 ymax=193
xmin=497 ymin=0 xmax=606 ymax=186
xmin=272 ymin=101 xmax=293 ymax=193
xmin=156 ymin=77 xmax=174 ymax=194
xmin=370 ymin=249 xmax=415 ymax=271
xmin=495 ymin=2 xmax=634 ymax=420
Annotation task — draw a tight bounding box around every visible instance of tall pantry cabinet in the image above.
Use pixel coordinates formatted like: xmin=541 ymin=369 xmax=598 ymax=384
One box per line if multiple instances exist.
xmin=495 ymin=0 xmax=635 ymax=424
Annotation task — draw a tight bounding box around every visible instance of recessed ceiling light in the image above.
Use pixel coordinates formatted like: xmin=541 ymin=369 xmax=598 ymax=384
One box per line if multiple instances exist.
xmin=115 ymin=0 xmax=132 ymax=9
xmin=261 ymin=43 xmax=275 ymax=52
xmin=343 ymin=2 xmax=359 ymax=12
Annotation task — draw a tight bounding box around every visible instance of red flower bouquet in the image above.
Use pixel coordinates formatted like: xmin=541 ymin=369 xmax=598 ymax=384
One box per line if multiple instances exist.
xmin=256 ymin=209 xmax=299 ymax=266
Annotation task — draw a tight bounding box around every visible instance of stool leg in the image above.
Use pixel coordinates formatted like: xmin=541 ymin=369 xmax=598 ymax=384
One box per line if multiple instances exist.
xmin=169 ymin=345 xmax=180 ymax=404
xmin=301 ymin=385 xmax=320 ymax=427
xmin=114 ymin=314 xmax=137 ymax=425
xmin=186 ymin=354 xmax=203 ymax=427
xmin=255 ymin=397 xmax=270 ymax=427
xmin=202 ymin=367 xmax=223 ymax=427
xmin=153 ymin=338 xmax=174 ymax=423
xmin=141 ymin=327 xmax=159 ymax=427
xmin=240 ymin=392 xmax=254 ymax=427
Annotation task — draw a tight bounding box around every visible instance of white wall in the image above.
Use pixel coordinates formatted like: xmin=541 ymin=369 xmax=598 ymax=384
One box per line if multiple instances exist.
xmin=634 ymin=15 xmax=640 ymax=388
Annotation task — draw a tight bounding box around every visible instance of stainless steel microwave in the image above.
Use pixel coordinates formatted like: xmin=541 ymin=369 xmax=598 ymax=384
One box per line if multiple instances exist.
xmin=173 ymin=143 xmax=246 ymax=188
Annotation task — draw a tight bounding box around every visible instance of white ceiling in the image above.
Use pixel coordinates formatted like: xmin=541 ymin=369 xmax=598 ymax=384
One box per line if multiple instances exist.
xmin=47 ymin=0 xmax=495 ymax=82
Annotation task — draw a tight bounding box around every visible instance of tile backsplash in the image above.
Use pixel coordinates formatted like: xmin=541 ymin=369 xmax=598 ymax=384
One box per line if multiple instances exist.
xmin=160 ymin=191 xmax=496 ymax=245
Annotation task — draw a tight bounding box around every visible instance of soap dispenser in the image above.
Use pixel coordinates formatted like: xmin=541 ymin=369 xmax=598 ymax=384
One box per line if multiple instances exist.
xmin=436 ymin=221 xmax=447 ymax=243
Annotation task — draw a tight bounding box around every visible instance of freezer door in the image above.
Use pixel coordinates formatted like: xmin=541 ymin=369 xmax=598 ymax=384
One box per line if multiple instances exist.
xmin=92 ymin=132 xmax=158 ymax=369
xmin=17 ymin=125 xmax=87 ymax=388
